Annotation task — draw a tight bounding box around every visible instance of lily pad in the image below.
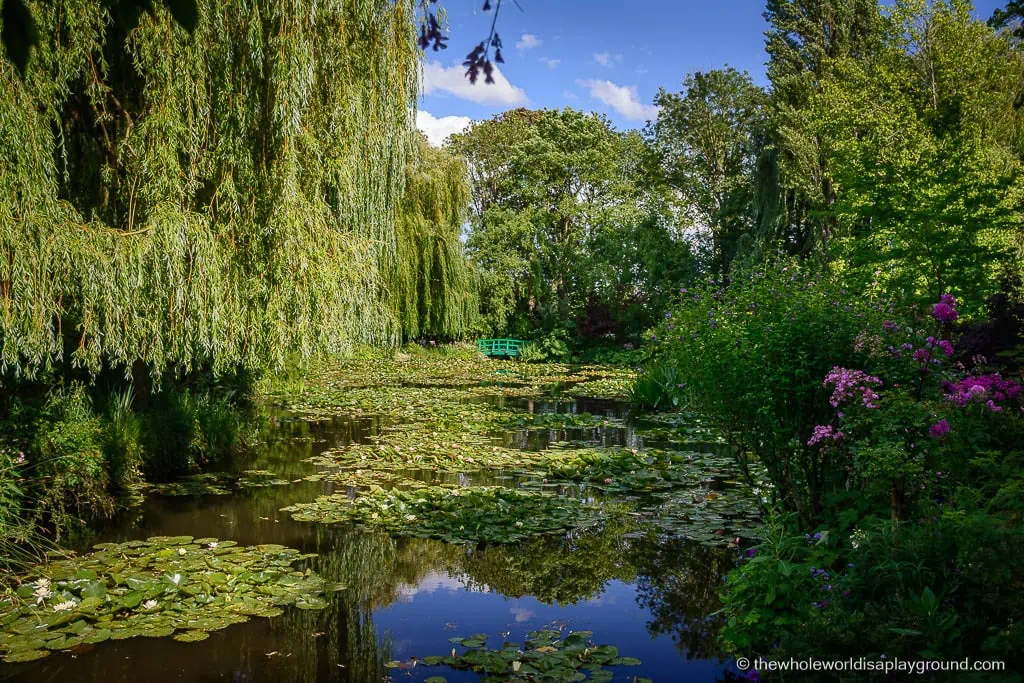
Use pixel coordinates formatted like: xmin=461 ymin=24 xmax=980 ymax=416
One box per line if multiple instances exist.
xmin=0 ymin=539 xmax=329 ymax=662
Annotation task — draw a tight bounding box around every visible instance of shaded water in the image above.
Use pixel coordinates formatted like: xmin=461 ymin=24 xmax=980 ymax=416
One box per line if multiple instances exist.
xmin=2 ymin=394 xmax=741 ymax=682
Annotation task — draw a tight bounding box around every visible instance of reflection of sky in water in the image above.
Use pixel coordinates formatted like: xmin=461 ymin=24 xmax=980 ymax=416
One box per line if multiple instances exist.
xmin=2 ymin=396 xmax=738 ymax=683
xmin=377 ymin=573 xmax=726 ymax=682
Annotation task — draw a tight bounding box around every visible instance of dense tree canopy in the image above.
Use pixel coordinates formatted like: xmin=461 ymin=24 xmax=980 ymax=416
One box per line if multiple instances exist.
xmin=452 ymin=108 xmax=693 ymax=343
xmin=649 ymin=68 xmax=768 ymax=274
xmin=0 ymin=0 xmax=477 ymax=381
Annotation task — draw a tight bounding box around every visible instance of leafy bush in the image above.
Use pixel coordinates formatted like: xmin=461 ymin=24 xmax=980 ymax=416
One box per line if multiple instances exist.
xmin=516 ymin=342 xmax=546 ymax=363
xmin=140 ymin=390 xmax=245 ymax=481
xmin=29 ymin=386 xmax=115 ymax=534
xmin=101 ymin=388 xmax=143 ymax=489
xmin=719 ymin=290 xmax=1024 ymax=676
xmin=574 ymin=344 xmax=647 ymax=366
xmin=651 ymin=261 xmax=886 ymax=521
xmin=628 ymin=364 xmax=683 ymax=410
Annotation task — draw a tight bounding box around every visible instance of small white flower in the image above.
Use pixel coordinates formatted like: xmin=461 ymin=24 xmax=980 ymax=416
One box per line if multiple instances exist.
xmin=143 ymin=599 xmax=158 ymax=610
xmin=405 ymin=514 xmax=417 ymax=522
xmin=52 ymin=600 xmax=76 ymax=612
xmin=514 ymin=521 xmax=524 ymax=528
xmin=208 ymin=542 xmax=218 ymax=549
xmin=170 ymin=573 xmax=182 ymax=585
xmin=178 ymin=548 xmax=187 ymax=556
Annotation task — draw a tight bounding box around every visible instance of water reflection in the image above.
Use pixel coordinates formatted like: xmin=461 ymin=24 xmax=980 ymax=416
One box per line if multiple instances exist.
xmin=1 ymin=400 xmax=736 ymax=682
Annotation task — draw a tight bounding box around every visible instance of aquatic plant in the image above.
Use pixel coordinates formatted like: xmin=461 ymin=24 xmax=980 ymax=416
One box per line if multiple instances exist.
xmin=0 ymin=536 xmax=335 ymax=663
xmin=415 ymin=629 xmax=643 ymax=682
xmin=281 ymin=486 xmax=602 ymax=544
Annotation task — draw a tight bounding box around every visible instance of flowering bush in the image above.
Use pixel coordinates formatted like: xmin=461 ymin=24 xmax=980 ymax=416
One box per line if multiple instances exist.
xmin=721 ymin=290 xmax=1024 ymax=673
xmin=648 ymin=260 xmax=888 ymax=523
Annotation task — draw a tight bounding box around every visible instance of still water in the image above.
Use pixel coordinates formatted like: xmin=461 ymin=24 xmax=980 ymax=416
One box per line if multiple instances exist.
xmin=2 ymin=395 xmax=742 ymax=682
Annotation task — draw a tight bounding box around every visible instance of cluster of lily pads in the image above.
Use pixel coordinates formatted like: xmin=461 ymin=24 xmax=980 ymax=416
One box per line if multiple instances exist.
xmin=0 ymin=536 xmax=335 ymax=663
xmin=409 ymin=629 xmax=647 ymax=682
xmin=145 ymin=470 xmax=295 ymax=497
xmin=281 ymin=486 xmax=603 ymax=544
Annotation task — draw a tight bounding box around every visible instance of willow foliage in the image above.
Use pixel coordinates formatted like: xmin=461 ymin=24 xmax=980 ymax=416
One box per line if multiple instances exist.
xmin=0 ymin=0 xmax=421 ymax=379
xmin=392 ymin=135 xmax=476 ymax=340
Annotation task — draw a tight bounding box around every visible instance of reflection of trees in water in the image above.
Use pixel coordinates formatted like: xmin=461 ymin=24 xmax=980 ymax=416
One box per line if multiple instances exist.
xmin=631 ymin=536 xmax=733 ymax=660
xmin=451 ymin=519 xmax=639 ymax=605
xmin=269 ymin=600 xmax=393 ymax=683
xmin=313 ymin=529 xmax=463 ymax=609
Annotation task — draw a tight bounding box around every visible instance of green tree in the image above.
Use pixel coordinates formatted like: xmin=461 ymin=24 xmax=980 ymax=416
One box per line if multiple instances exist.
xmin=452 ymin=108 xmax=686 ymax=341
xmin=761 ymin=0 xmax=883 ymax=252
xmin=649 ymin=67 xmax=768 ymax=274
xmin=811 ymin=0 xmax=1024 ymax=312
xmin=393 ymin=135 xmax=477 ymax=341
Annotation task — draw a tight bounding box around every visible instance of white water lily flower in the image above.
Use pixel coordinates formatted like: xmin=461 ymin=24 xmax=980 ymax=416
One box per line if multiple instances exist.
xmin=52 ymin=601 xmax=76 ymax=612
xmin=143 ymin=599 xmax=158 ymax=610
xmin=405 ymin=514 xmax=417 ymax=522
xmin=208 ymin=542 xmax=218 ymax=549
xmin=170 ymin=573 xmax=182 ymax=585
xmin=514 ymin=521 xmax=524 ymax=528
xmin=178 ymin=548 xmax=187 ymax=555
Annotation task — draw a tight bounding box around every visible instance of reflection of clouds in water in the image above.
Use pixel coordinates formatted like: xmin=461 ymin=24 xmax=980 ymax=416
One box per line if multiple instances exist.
xmin=396 ymin=571 xmax=466 ymax=601
xmin=510 ymin=606 xmax=534 ymax=623
xmin=584 ymin=593 xmax=617 ymax=607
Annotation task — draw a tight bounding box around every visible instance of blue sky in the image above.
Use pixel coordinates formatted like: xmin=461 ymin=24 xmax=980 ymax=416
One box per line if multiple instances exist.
xmin=416 ymin=0 xmax=1007 ymax=145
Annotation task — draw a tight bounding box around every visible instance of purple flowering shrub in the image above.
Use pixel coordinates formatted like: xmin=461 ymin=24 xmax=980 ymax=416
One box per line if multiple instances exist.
xmin=722 ymin=293 xmax=1024 ymax=670
xmin=810 ymin=294 xmax=1024 ymax=522
xmin=648 ymin=260 xmax=888 ymax=522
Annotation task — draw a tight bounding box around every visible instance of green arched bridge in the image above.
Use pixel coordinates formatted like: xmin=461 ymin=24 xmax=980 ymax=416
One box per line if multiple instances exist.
xmin=477 ymin=339 xmax=526 ymax=358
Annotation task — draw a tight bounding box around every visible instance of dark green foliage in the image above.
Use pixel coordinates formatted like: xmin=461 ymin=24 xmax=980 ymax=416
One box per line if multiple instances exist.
xmin=990 ymin=0 xmax=1024 ymax=40
xmin=29 ymin=386 xmax=115 ymax=533
xmin=139 ymin=388 xmax=244 ymax=481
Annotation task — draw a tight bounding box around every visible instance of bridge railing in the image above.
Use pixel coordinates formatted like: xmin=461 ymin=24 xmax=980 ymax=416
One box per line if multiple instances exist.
xmin=476 ymin=338 xmax=527 ymax=357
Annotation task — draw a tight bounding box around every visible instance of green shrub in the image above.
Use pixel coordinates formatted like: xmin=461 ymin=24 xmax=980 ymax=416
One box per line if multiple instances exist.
xmin=628 ymin=363 xmax=682 ymax=410
xmin=651 ymin=261 xmax=885 ymax=521
xmin=30 ymin=385 xmax=115 ymax=534
xmin=102 ymin=388 xmax=143 ymax=489
xmin=516 ymin=342 xmax=546 ymax=363
xmin=140 ymin=389 xmax=245 ymax=481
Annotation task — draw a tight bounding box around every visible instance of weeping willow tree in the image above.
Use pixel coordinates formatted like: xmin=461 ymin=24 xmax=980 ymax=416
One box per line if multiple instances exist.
xmin=391 ymin=134 xmax=477 ymax=341
xmin=0 ymin=0 xmax=422 ymax=380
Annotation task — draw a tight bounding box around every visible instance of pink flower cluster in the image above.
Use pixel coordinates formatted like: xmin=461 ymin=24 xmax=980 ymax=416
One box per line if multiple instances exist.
xmin=824 ymin=367 xmax=883 ymax=409
xmin=929 ymin=419 xmax=950 ymax=439
xmin=808 ymin=424 xmax=844 ymax=446
xmin=944 ymin=374 xmax=1023 ymax=412
xmin=932 ymin=294 xmax=958 ymax=323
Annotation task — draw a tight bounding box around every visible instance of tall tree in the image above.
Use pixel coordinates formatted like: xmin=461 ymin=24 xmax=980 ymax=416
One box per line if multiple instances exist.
xmin=649 ymin=67 xmax=767 ymax=274
xmin=811 ymin=0 xmax=1024 ymax=312
xmin=393 ymin=134 xmax=477 ymax=341
xmin=451 ymin=108 xmax=690 ymax=340
xmin=762 ymin=0 xmax=883 ymax=252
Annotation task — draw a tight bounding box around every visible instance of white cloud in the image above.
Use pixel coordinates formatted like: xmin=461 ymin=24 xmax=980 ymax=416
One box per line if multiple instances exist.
xmin=578 ymin=79 xmax=659 ymax=121
xmin=562 ymin=90 xmax=578 ymax=101
xmin=539 ymin=56 xmax=561 ymax=69
xmin=593 ymin=52 xmax=613 ymax=68
xmin=636 ymin=67 xmax=649 ymax=75
xmin=416 ymin=110 xmax=472 ymax=147
xmin=422 ymin=60 xmax=528 ymax=107
xmin=516 ymin=34 xmax=541 ymax=50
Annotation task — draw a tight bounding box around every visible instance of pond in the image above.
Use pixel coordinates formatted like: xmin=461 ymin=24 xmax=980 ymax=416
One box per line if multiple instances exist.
xmin=0 ymin=356 xmax=757 ymax=682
